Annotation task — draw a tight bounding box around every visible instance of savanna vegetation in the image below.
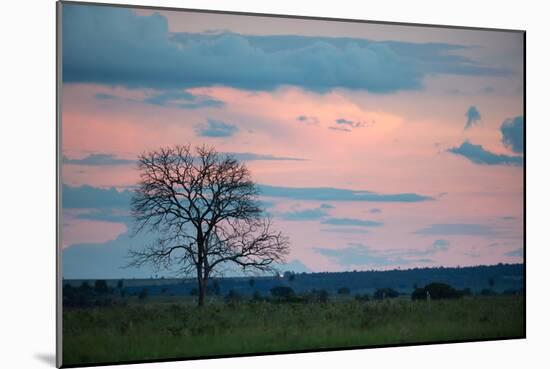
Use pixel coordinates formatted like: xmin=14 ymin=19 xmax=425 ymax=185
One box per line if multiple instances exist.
xmin=62 ymin=284 xmax=524 ymax=366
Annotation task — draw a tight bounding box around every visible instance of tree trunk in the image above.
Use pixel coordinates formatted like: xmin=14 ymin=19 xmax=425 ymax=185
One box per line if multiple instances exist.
xmin=198 ymin=280 xmax=205 ymax=307
xmin=197 ymin=276 xmax=208 ymax=307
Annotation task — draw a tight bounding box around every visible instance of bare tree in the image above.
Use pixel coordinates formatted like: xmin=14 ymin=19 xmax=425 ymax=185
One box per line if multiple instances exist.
xmin=128 ymin=145 xmax=289 ymax=307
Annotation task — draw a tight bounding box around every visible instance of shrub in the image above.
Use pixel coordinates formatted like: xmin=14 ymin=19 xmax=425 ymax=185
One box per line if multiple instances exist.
xmin=94 ymin=280 xmax=109 ymax=295
xmin=337 ymin=287 xmax=351 ymax=295
xmin=373 ymin=288 xmax=399 ymax=300
xmin=354 ymin=293 xmax=370 ymax=302
xmin=319 ymin=289 xmax=329 ymax=303
xmin=270 ymin=286 xmax=295 ymax=301
xmin=411 ymin=288 xmax=428 ymax=301
xmin=138 ymin=288 xmax=148 ymax=301
xmin=252 ymin=290 xmax=265 ymax=302
xmin=224 ymin=289 xmax=242 ymax=304
xmin=412 ymin=283 xmax=462 ymax=300
xmin=208 ymin=280 xmax=221 ymax=296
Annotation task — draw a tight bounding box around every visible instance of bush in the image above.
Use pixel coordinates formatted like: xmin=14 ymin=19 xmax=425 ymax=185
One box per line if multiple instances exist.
xmin=270 ymin=286 xmax=295 ymax=301
xmin=138 ymin=288 xmax=148 ymax=301
xmin=252 ymin=290 xmax=265 ymax=302
xmin=337 ymin=287 xmax=351 ymax=295
xmin=319 ymin=289 xmax=329 ymax=303
xmin=411 ymin=288 xmax=428 ymax=301
xmin=224 ymin=289 xmax=242 ymax=303
xmin=412 ymin=283 xmax=463 ymax=300
xmin=94 ymin=280 xmax=109 ymax=294
xmin=208 ymin=280 xmax=221 ymax=296
xmin=354 ymin=293 xmax=370 ymax=302
xmin=63 ymin=282 xmax=113 ymax=308
xmin=373 ymin=288 xmax=399 ymax=300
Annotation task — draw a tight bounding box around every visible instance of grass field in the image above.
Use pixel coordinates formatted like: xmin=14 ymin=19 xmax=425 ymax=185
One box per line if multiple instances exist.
xmin=62 ymin=295 xmax=524 ymax=366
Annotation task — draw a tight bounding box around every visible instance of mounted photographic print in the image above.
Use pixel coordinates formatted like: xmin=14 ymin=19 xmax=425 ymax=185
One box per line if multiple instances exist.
xmin=57 ymin=1 xmax=525 ymax=367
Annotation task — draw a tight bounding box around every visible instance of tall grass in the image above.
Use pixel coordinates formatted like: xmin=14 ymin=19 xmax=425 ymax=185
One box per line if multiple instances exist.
xmin=63 ymin=295 xmax=524 ymax=366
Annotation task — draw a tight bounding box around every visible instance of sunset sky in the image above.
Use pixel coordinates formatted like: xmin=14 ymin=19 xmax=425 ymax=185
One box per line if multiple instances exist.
xmin=61 ymin=3 xmax=524 ymax=279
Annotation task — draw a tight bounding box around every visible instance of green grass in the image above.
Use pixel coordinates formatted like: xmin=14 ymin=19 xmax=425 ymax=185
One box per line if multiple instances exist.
xmin=63 ymin=295 xmax=524 ymax=366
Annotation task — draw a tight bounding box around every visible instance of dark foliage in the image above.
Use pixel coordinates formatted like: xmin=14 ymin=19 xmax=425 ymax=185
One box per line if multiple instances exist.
xmin=138 ymin=288 xmax=148 ymax=301
xmin=94 ymin=280 xmax=109 ymax=294
xmin=63 ymin=283 xmax=114 ymax=308
xmin=373 ymin=287 xmax=399 ymax=300
xmin=270 ymin=286 xmax=295 ymax=301
xmin=337 ymin=287 xmax=351 ymax=295
xmin=411 ymin=282 xmax=463 ymax=300
xmin=224 ymin=289 xmax=242 ymax=303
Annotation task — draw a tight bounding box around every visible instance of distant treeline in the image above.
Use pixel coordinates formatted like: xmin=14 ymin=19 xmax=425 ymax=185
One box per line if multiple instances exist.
xmin=63 ymin=263 xmax=523 ymax=308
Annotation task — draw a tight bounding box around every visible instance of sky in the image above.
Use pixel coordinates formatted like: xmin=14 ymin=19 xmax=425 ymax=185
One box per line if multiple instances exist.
xmin=60 ymin=3 xmax=524 ymax=279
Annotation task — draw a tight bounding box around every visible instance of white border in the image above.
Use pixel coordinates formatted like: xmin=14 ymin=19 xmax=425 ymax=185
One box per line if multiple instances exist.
xmin=2 ymin=1 xmax=548 ymax=369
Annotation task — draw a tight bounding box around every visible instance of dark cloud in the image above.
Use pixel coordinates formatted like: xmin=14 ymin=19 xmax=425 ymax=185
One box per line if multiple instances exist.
xmin=313 ymin=243 xmax=432 ymax=267
xmin=369 ymin=208 xmax=382 ymax=213
xmin=63 ymin=153 xmax=135 ymax=166
xmin=448 ymin=141 xmax=523 ymax=166
xmin=226 ymin=152 xmax=305 ymax=161
xmin=330 ymin=118 xmax=370 ymax=132
xmin=280 ymin=207 xmax=329 ymax=221
xmin=76 ymin=208 xmax=131 ymax=224
xmin=505 ymin=248 xmax=523 ymax=257
xmin=95 ymin=92 xmax=117 ymax=100
xmin=328 ymin=126 xmax=352 ymax=132
xmin=335 ymin=118 xmax=366 ymax=128
xmin=320 ymin=218 xmax=383 ymax=227
xmin=313 ymin=244 xmax=406 ymax=267
xmin=320 ymin=203 xmax=335 ymax=209
xmin=296 ymin=115 xmax=319 ymax=125
xmin=63 ymin=4 xmax=509 ymax=93
xmin=195 ymin=119 xmax=239 ymax=137
xmin=96 ymin=89 xmax=224 ymax=110
xmin=336 ymin=118 xmax=354 ymax=126
xmin=415 ymin=223 xmax=498 ymax=236
xmin=142 ymin=89 xmax=224 ymax=109
xmin=500 ymin=116 xmax=524 ymax=154
xmin=321 ymin=228 xmax=370 ymax=234
xmin=63 ymin=183 xmax=431 ymax=216
xmin=465 ymin=106 xmax=481 ymax=129
xmin=313 ymin=238 xmax=451 ymax=267
xmin=258 ymin=184 xmax=433 ymax=202
xmin=62 ymin=184 xmax=132 ymax=209
xmin=432 ymin=239 xmax=450 ymax=251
